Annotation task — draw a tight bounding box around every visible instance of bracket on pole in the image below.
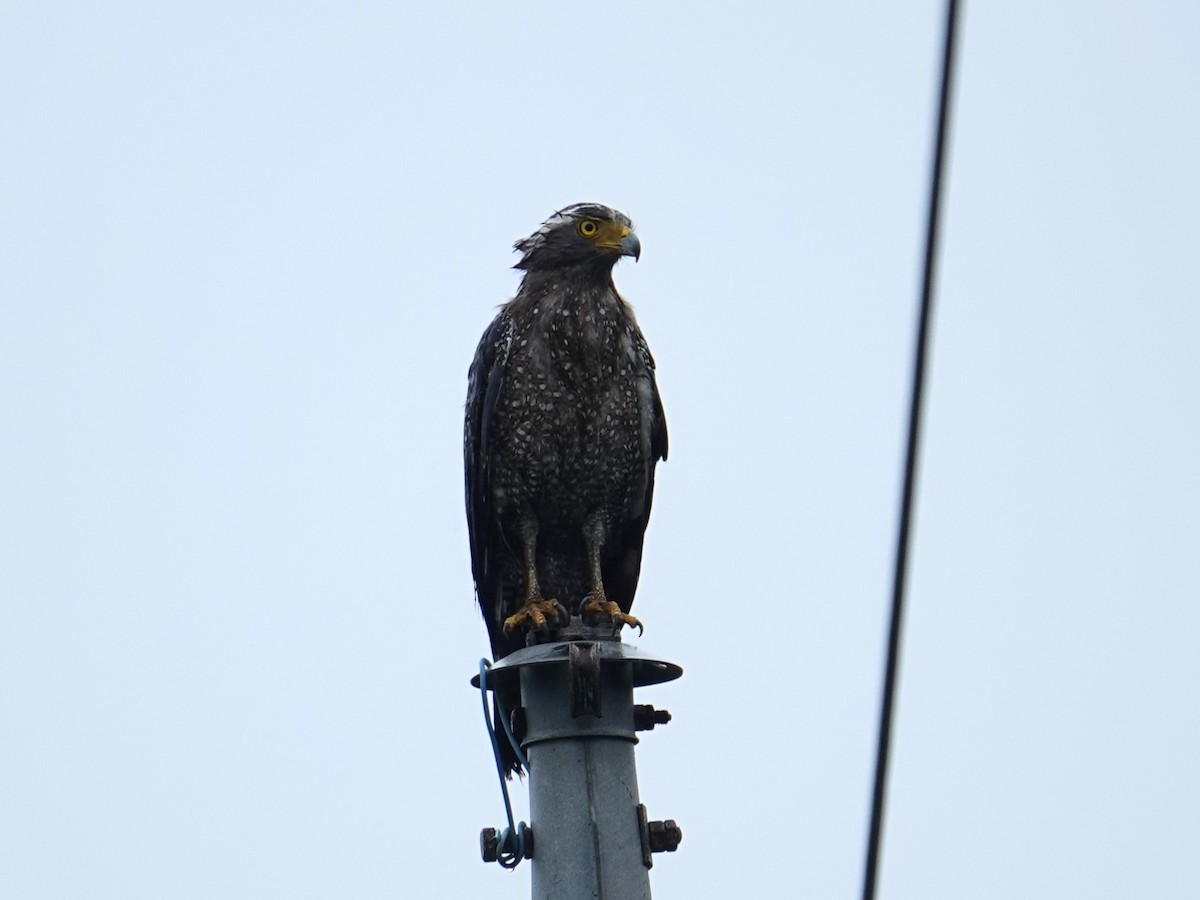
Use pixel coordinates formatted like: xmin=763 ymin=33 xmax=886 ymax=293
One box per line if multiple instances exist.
xmin=569 ymin=641 xmax=601 ymax=718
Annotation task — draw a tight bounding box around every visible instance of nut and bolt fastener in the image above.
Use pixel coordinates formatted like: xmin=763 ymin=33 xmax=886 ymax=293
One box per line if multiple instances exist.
xmin=633 ymin=704 xmax=672 ymax=731
xmin=480 ymin=828 xmax=499 ymax=862
xmin=647 ymin=819 xmax=683 ymax=853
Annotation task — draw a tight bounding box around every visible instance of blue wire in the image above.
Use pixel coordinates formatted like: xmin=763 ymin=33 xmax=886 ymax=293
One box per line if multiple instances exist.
xmin=479 ymin=659 xmax=530 ymax=867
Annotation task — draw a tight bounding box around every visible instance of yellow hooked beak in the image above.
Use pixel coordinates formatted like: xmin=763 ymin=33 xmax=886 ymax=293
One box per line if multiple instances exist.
xmin=594 ymin=222 xmax=641 ymax=260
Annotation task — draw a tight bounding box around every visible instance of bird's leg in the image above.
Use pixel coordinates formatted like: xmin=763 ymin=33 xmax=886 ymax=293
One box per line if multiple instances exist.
xmin=580 ymin=517 xmax=643 ymax=635
xmin=503 ymin=518 xmax=569 ymax=637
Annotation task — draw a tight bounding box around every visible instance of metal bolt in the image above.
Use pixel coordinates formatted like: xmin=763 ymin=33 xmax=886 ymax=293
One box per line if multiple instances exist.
xmin=647 ymin=819 xmax=682 ymax=853
xmin=480 ymin=825 xmax=535 ymax=864
xmin=633 ymin=704 xmax=672 ymax=731
xmin=480 ymin=827 xmax=499 ymax=862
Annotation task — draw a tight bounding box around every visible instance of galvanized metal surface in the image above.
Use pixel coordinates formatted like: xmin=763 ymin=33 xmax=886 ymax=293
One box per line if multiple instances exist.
xmin=522 ymin=649 xmax=649 ymax=899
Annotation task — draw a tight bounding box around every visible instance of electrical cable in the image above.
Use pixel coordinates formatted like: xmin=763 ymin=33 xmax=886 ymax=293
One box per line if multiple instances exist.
xmin=478 ymin=659 xmax=531 ymax=868
xmin=861 ymin=2 xmax=961 ymax=898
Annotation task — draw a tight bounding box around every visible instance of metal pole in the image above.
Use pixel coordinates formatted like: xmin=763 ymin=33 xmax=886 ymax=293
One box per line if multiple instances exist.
xmin=475 ymin=620 xmax=683 ymax=898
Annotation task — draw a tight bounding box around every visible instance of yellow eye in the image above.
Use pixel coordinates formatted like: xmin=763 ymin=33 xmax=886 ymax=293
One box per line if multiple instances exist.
xmin=578 ymin=220 xmax=599 ymax=237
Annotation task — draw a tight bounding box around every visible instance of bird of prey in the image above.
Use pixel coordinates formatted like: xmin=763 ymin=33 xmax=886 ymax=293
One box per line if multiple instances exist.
xmin=465 ymin=203 xmax=668 ymax=768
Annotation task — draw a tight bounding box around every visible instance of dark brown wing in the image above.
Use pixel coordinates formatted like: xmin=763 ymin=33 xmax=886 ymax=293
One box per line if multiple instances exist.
xmin=603 ymin=329 xmax=668 ymax=613
xmin=465 ymin=310 xmax=528 ymax=777
xmin=464 ymin=310 xmax=514 ymax=660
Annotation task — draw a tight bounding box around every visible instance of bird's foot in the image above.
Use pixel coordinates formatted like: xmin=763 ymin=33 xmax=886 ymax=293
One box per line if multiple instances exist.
xmin=503 ymin=598 xmax=570 ymax=639
xmin=581 ymin=597 xmax=643 ymax=636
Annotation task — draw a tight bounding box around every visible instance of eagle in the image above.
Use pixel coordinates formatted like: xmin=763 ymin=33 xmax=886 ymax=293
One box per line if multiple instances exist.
xmin=465 ymin=203 xmax=668 ymax=771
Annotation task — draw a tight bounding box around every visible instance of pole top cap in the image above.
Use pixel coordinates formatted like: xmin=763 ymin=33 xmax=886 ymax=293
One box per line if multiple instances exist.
xmin=471 ymin=617 xmax=683 ymax=690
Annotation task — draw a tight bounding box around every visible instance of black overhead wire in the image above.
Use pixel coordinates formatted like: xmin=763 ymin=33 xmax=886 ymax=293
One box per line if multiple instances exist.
xmin=861 ymin=1 xmax=961 ymax=899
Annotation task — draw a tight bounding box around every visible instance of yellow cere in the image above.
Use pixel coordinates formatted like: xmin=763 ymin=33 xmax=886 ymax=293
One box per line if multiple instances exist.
xmin=587 ymin=220 xmax=632 ymax=249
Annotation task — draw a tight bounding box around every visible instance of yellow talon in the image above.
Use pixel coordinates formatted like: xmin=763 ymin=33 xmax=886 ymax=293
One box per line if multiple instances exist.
xmin=503 ymin=598 xmax=568 ymax=636
xmin=581 ymin=597 xmax=643 ymax=635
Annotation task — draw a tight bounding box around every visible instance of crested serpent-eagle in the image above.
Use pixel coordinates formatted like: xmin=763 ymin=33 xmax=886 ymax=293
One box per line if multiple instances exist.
xmin=464 ymin=203 xmax=668 ymax=772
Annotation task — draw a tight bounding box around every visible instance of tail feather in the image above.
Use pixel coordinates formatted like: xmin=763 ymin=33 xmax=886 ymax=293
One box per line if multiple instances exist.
xmin=494 ymin=686 xmax=524 ymax=778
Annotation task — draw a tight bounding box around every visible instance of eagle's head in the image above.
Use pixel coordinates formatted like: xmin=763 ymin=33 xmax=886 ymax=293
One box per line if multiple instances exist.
xmin=513 ymin=203 xmax=640 ymax=272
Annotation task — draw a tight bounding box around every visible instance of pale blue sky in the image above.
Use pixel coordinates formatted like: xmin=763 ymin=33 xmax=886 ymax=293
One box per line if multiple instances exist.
xmin=2 ymin=2 xmax=1198 ymax=897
